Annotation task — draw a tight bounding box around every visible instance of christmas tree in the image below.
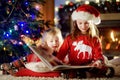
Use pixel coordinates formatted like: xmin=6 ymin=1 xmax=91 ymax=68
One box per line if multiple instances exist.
xmin=0 ymin=0 xmax=49 ymax=63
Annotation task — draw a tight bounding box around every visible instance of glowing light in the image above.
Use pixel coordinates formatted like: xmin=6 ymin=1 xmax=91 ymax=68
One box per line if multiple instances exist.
xmin=96 ymin=0 xmax=100 ymax=3
xmin=75 ymin=0 xmax=81 ymax=2
xmin=115 ymin=38 xmax=118 ymax=42
xmin=14 ymin=25 xmax=18 ymax=31
xmin=3 ymin=47 xmax=6 ymax=51
xmin=8 ymin=0 xmax=12 ymax=3
xmin=25 ymin=1 xmax=29 ymax=5
xmin=85 ymin=1 xmax=89 ymax=4
xmin=19 ymin=41 xmax=23 ymax=45
xmin=110 ymin=31 xmax=115 ymax=42
xmin=6 ymin=33 xmax=9 ymax=37
xmin=116 ymin=0 xmax=120 ymax=2
xmin=9 ymin=29 xmax=12 ymax=33
xmin=26 ymin=30 xmax=29 ymax=33
xmin=54 ymin=17 xmax=59 ymax=24
xmin=105 ymin=43 xmax=111 ymax=50
xmin=113 ymin=56 xmax=119 ymax=59
xmin=35 ymin=5 xmax=40 ymax=10
xmin=19 ymin=22 xmax=24 ymax=27
xmin=55 ymin=7 xmax=59 ymax=12
xmin=65 ymin=1 xmax=70 ymax=5
xmin=69 ymin=8 xmax=73 ymax=11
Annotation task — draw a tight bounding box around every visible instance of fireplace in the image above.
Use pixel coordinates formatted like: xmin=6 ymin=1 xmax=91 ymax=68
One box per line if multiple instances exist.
xmin=98 ymin=20 xmax=120 ymax=60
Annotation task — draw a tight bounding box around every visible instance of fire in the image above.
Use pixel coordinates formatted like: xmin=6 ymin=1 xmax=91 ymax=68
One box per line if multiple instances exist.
xmin=110 ymin=31 xmax=115 ymax=42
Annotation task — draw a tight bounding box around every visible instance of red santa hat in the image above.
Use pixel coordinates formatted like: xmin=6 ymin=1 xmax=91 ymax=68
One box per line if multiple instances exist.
xmin=71 ymin=4 xmax=101 ymax=25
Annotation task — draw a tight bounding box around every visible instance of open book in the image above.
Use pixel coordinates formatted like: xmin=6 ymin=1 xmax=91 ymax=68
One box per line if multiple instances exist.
xmin=26 ymin=44 xmax=94 ymax=71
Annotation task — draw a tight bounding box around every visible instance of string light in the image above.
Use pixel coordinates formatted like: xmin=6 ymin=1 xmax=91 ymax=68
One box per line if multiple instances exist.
xmin=116 ymin=0 xmax=120 ymax=2
xmin=54 ymin=17 xmax=59 ymax=25
xmin=18 ymin=41 xmax=23 ymax=45
xmin=25 ymin=30 xmax=29 ymax=34
xmin=85 ymin=1 xmax=89 ymax=4
xmin=55 ymin=6 xmax=59 ymax=12
xmin=75 ymin=0 xmax=81 ymax=2
xmin=14 ymin=25 xmax=18 ymax=31
xmin=95 ymin=0 xmax=100 ymax=3
xmin=35 ymin=4 xmax=40 ymax=10
xmin=9 ymin=29 xmax=12 ymax=33
xmin=6 ymin=33 xmax=9 ymax=37
xmin=3 ymin=47 xmax=6 ymax=51
xmin=65 ymin=1 xmax=70 ymax=5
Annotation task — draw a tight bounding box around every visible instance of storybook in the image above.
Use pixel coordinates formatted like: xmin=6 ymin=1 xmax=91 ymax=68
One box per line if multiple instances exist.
xmin=27 ymin=44 xmax=94 ymax=71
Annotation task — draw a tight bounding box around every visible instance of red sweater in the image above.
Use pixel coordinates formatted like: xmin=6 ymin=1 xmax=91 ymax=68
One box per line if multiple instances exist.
xmin=57 ymin=35 xmax=104 ymax=65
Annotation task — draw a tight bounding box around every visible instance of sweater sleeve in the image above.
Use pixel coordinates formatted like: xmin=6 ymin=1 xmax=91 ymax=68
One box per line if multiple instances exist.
xmin=92 ymin=37 xmax=104 ymax=63
xmin=56 ymin=36 xmax=70 ymax=62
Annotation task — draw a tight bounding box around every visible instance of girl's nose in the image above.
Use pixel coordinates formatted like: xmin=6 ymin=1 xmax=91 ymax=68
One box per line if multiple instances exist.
xmin=52 ymin=41 xmax=56 ymax=45
xmin=81 ymin=23 xmax=85 ymax=28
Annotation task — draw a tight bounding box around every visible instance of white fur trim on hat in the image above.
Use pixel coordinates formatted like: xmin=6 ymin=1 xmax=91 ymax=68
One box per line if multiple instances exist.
xmin=71 ymin=11 xmax=101 ymax=25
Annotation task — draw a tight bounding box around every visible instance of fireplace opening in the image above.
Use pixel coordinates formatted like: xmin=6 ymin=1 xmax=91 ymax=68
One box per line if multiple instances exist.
xmin=98 ymin=20 xmax=120 ymax=60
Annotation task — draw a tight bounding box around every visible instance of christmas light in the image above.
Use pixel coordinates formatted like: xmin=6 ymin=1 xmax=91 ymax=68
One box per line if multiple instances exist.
xmin=95 ymin=0 xmax=100 ymax=3
xmin=25 ymin=1 xmax=29 ymax=5
xmin=0 ymin=0 xmax=46 ymax=63
xmin=85 ymin=1 xmax=89 ymax=4
xmin=55 ymin=7 xmax=59 ymax=12
xmin=6 ymin=33 xmax=10 ymax=37
xmin=75 ymin=0 xmax=81 ymax=2
xmin=65 ymin=1 xmax=70 ymax=5
xmin=54 ymin=17 xmax=59 ymax=25
xmin=14 ymin=25 xmax=18 ymax=31
xmin=35 ymin=4 xmax=40 ymax=10
xmin=116 ymin=0 xmax=120 ymax=2
xmin=3 ymin=47 xmax=6 ymax=51
xmin=9 ymin=29 xmax=12 ymax=33
xmin=25 ymin=30 xmax=29 ymax=34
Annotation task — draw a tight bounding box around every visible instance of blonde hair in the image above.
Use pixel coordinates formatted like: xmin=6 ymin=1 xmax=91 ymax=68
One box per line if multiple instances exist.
xmin=71 ymin=21 xmax=99 ymax=39
xmin=89 ymin=22 xmax=99 ymax=38
xmin=42 ymin=27 xmax=63 ymax=48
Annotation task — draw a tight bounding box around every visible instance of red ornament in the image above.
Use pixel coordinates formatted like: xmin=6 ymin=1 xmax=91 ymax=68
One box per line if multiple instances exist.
xmin=69 ymin=2 xmax=74 ymax=6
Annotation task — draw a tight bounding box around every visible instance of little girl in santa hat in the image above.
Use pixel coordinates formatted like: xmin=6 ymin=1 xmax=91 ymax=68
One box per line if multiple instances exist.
xmin=56 ymin=4 xmax=114 ymax=78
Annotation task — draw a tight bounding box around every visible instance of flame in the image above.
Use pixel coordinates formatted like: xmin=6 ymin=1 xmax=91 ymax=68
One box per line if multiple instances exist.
xmin=106 ymin=43 xmax=111 ymax=50
xmin=110 ymin=31 xmax=115 ymax=42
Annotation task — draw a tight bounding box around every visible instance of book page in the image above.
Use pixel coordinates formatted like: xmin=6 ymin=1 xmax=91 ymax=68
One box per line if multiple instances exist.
xmin=28 ymin=45 xmax=94 ymax=71
xmin=28 ymin=45 xmax=64 ymax=70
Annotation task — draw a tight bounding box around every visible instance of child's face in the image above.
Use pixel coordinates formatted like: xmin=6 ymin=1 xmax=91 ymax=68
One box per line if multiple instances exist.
xmin=76 ymin=19 xmax=90 ymax=34
xmin=46 ymin=35 xmax=60 ymax=52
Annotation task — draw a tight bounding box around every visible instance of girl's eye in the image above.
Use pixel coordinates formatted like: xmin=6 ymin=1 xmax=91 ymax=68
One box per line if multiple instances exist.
xmin=78 ymin=22 xmax=82 ymax=25
xmin=85 ymin=21 xmax=89 ymax=24
xmin=50 ymin=41 xmax=53 ymax=42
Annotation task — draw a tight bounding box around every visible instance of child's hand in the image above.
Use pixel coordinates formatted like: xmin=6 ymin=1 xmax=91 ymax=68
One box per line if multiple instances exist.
xmin=40 ymin=42 xmax=54 ymax=55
